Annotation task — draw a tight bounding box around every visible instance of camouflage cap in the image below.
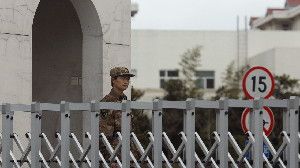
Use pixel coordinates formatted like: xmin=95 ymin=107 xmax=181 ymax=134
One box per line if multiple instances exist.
xmin=110 ymin=67 xmax=135 ymax=78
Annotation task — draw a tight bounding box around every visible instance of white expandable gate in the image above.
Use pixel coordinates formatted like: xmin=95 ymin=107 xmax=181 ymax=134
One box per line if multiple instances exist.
xmin=0 ymin=97 xmax=299 ymax=168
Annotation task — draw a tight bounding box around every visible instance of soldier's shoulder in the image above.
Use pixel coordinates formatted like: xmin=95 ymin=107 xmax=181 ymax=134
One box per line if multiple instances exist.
xmin=100 ymin=94 xmax=116 ymax=102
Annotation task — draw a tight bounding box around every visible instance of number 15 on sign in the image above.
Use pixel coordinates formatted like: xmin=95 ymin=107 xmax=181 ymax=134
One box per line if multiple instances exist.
xmin=242 ymin=66 xmax=275 ymax=99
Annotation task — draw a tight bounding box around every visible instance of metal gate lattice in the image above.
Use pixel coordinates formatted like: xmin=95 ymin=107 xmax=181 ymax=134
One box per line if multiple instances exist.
xmin=0 ymin=97 xmax=299 ymax=167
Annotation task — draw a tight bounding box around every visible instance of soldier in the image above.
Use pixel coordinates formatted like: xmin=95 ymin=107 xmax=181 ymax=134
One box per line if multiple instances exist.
xmin=100 ymin=67 xmax=135 ymax=167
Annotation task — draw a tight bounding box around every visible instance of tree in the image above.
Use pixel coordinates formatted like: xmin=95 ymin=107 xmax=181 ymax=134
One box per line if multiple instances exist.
xmin=273 ymin=74 xmax=300 ymax=99
xmin=163 ymin=46 xmax=203 ymax=100
xmin=179 ymin=46 xmax=203 ymax=98
xmin=162 ymin=46 xmax=207 ymax=154
xmin=163 ymin=79 xmax=187 ymax=100
xmin=131 ymin=86 xmax=145 ymax=101
xmin=214 ymin=62 xmax=249 ymax=100
xmin=131 ymin=87 xmax=151 ymax=148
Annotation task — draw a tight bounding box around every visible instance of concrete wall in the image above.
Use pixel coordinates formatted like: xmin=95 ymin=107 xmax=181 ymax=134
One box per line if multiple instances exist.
xmin=131 ymin=30 xmax=237 ymax=90
xmin=131 ymin=30 xmax=300 ymax=98
xmin=248 ymin=47 xmax=300 ymax=80
xmin=274 ymin=48 xmax=300 ymax=78
xmin=248 ymin=31 xmax=300 ymax=56
xmin=292 ymin=15 xmax=300 ymax=30
xmin=248 ymin=49 xmax=276 ymax=72
xmin=0 ymin=0 xmax=131 ymax=152
xmin=33 ymin=0 xmax=83 ymax=148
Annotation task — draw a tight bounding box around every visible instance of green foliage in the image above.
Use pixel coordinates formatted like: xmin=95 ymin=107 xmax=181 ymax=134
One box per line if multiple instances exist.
xmin=274 ymin=74 xmax=300 ymax=99
xmin=163 ymin=46 xmax=203 ymax=100
xmin=271 ymin=74 xmax=300 ymax=149
xmin=131 ymin=86 xmax=145 ymax=101
xmin=163 ymin=79 xmax=187 ymax=100
xmin=162 ymin=46 xmax=207 ymax=151
xmin=131 ymin=87 xmax=150 ymax=147
xmin=179 ymin=46 xmax=202 ymax=97
xmin=214 ymin=62 xmax=249 ymax=100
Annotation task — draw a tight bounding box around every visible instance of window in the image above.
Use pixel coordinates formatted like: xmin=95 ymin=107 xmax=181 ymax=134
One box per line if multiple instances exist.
xmin=160 ymin=79 xmax=166 ymax=88
xmin=206 ymin=78 xmax=214 ymax=89
xmin=159 ymin=70 xmax=165 ymax=77
xmin=282 ymin=23 xmax=291 ymax=30
xmin=159 ymin=69 xmax=179 ymax=88
xmin=167 ymin=70 xmax=179 ymax=77
xmin=195 ymin=70 xmax=215 ymax=89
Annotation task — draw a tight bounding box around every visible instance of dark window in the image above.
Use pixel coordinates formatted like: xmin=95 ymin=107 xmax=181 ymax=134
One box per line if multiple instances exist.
xmin=282 ymin=24 xmax=291 ymax=30
xmin=160 ymin=79 xmax=166 ymax=88
xmin=167 ymin=70 xmax=179 ymax=77
xmin=207 ymin=79 xmax=215 ymax=89
xmin=195 ymin=71 xmax=214 ymax=78
xmin=195 ymin=79 xmax=204 ymax=89
xmin=160 ymin=70 xmax=165 ymax=77
xmin=195 ymin=70 xmax=215 ymax=89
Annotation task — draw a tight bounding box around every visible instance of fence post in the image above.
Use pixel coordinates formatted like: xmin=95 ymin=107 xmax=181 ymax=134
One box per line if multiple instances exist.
xmin=90 ymin=100 xmax=100 ymax=167
xmin=60 ymin=101 xmax=70 ymax=167
xmin=121 ymin=100 xmax=131 ymax=167
xmin=31 ymin=102 xmax=42 ymax=168
xmin=253 ymin=98 xmax=264 ymax=168
xmin=288 ymin=96 xmax=299 ymax=168
xmin=283 ymin=99 xmax=290 ymax=164
xmin=153 ymin=99 xmax=163 ymax=167
xmin=217 ymin=98 xmax=228 ymax=168
xmin=185 ymin=98 xmax=195 ymax=168
xmin=2 ymin=103 xmax=13 ymax=168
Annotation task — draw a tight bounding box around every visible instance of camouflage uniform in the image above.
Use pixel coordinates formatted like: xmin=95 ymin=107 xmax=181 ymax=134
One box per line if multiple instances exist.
xmin=100 ymin=88 xmax=127 ymax=149
xmin=99 ymin=67 xmax=134 ymax=166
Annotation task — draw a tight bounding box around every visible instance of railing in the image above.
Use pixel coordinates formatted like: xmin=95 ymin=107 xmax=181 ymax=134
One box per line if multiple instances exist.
xmin=0 ymin=97 xmax=299 ymax=168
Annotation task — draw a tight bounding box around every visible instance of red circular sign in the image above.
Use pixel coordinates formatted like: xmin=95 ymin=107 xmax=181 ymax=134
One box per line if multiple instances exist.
xmin=241 ymin=107 xmax=275 ymax=136
xmin=242 ymin=66 xmax=275 ymax=99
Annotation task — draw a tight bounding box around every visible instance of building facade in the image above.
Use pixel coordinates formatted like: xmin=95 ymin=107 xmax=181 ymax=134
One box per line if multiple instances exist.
xmin=131 ymin=30 xmax=300 ymax=100
xmin=248 ymin=0 xmax=300 ymax=86
xmin=0 ymin=0 xmax=131 ymax=148
xmin=251 ymin=0 xmax=300 ymax=30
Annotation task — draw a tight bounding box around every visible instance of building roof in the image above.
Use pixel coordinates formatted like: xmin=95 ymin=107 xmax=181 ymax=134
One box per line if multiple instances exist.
xmin=266 ymin=8 xmax=286 ymax=16
xmin=250 ymin=0 xmax=300 ymax=29
xmin=286 ymin=0 xmax=300 ymax=7
xmin=249 ymin=17 xmax=259 ymax=26
xmin=250 ymin=0 xmax=300 ymax=28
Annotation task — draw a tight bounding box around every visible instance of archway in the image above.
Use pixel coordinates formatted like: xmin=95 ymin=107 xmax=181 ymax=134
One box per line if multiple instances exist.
xmin=32 ymin=0 xmax=103 ymax=156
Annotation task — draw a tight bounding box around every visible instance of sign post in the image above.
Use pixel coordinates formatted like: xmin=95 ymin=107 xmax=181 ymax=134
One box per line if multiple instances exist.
xmin=241 ymin=66 xmax=275 ymax=136
xmin=241 ymin=66 xmax=275 ymax=159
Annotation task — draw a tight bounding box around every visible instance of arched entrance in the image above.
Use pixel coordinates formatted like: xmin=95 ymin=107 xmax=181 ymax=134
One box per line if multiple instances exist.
xmin=32 ymin=0 xmax=103 ymax=155
xmin=33 ymin=0 xmax=83 ymax=151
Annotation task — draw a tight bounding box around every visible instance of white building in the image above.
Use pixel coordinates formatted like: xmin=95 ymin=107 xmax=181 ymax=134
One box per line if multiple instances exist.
xmin=251 ymin=0 xmax=300 ymax=30
xmin=131 ymin=30 xmax=300 ymax=100
xmin=248 ymin=47 xmax=300 ymax=79
xmin=0 ymin=0 xmax=131 ymax=152
xmin=248 ymin=0 xmax=300 ymax=82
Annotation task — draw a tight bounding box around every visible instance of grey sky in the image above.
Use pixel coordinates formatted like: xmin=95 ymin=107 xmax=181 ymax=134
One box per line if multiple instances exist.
xmin=131 ymin=0 xmax=285 ymax=30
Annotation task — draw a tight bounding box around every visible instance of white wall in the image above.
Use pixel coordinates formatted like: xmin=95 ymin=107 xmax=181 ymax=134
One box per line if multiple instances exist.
xmin=247 ymin=49 xmax=276 ymax=72
xmin=292 ymin=15 xmax=300 ymax=30
xmin=0 ymin=0 xmax=131 ymax=156
xmin=275 ymin=48 xmax=300 ymax=78
xmin=248 ymin=47 xmax=300 ymax=79
xmin=131 ymin=30 xmax=300 ymax=93
xmin=248 ymin=31 xmax=300 ymax=57
xmin=131 ymin=30 xmax=237 ymax=90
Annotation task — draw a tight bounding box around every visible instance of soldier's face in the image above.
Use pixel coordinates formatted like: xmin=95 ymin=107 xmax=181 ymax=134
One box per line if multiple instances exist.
xmin=113 ymin=76 xmax=130 ymax=91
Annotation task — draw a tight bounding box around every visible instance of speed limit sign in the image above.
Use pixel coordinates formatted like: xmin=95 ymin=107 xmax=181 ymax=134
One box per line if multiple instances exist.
xmin=242 ymin=66 xmax=275 ymax=99
xmin=241 ymin=107 xmax=275 ymax=136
